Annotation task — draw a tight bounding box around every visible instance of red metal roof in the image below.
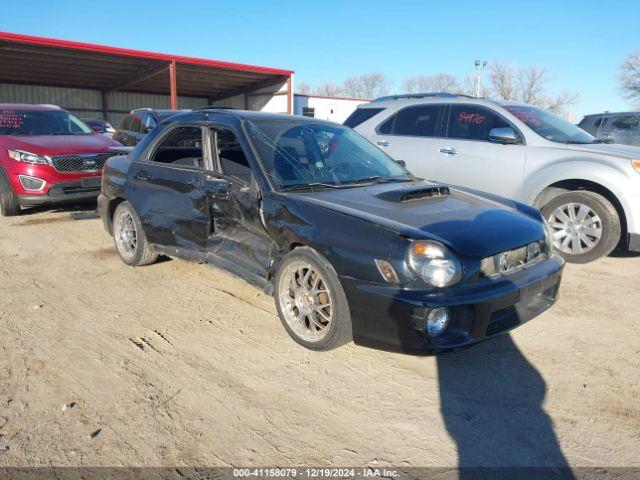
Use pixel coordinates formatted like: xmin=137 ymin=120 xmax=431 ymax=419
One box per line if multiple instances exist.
xmin=0 ymin=31 xmax=293 ymax=101
xmin=0 ymin=31 xmax=293 ymax=76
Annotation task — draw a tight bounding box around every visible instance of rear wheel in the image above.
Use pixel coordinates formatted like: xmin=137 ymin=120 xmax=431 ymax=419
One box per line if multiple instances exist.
xmin=0 ymin=168 xmax=20 ymax=217
xmin=112 ymin=202 xmax=158 ymax=266
xmin=275 ymin=247 xmax=352 ymax=351
xmin=542 ymin=190 xmax=620 ymax=263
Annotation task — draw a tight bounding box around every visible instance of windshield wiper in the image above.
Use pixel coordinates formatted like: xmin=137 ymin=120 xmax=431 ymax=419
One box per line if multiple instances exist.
xmin=281 ymin=182 xmax=347 ymax=192
xmin=344 ymin=175 xmax=414 ymax=185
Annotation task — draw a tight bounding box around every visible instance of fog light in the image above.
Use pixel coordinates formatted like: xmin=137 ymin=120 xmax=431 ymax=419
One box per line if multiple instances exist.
xmin=426 ymin=307 xmax=450 ymax=337
xmin=18 ymin=175 xmax=46 ymax=191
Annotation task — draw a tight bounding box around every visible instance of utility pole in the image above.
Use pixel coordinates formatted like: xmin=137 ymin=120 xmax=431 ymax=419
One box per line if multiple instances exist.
xmin=475 ymin=60 xmax=487 ymax=98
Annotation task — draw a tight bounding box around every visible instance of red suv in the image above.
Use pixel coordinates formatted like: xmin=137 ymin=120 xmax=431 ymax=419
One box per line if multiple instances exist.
xmin=0 ymin=104 xmax=122 ymax=216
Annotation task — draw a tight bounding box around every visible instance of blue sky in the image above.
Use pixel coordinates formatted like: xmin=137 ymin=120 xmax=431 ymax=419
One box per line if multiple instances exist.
xmin=1 ymin=0 xmax=639 ymax=119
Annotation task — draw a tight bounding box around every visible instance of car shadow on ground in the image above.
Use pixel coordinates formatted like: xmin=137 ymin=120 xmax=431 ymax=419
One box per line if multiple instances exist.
xmin=609 ymin=248 xmax=640 ymax=258
xmin=436 ymin=334 xmax=574 ymax=480
xmin=18 ymin=200 xmax=98 ymax=217
xmin=385 ymin=277 xmax=574 ymax=480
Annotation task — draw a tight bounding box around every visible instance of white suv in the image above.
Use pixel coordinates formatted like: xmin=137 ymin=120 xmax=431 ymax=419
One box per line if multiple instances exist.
xmin=346 ymin=93 xmax=640 ymax=263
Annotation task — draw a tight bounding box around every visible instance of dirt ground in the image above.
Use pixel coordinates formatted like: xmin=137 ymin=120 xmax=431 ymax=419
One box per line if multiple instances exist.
xmin=0 ymin=204 xmax=638 ymax=469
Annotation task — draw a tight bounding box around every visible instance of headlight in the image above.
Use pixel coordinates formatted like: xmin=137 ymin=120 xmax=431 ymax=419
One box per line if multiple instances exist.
xmin=632 ymin=160 xmax=640 ymax=174
xmin=7 ymin=149 xmax=49 ymax=165
xmin=406 ymin=240 xmax=462 ymax=288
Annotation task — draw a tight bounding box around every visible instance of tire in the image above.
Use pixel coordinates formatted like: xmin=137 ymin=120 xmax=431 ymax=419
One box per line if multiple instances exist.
xmin=542 ymin=190 xmax=621 ymax=263
xmin=112 ymin=201 xmax=158 ymax=266
xmin=274 ymin=246 xmax=352 ymax=351
xmin=0 ymin=167 xmax=21 ymax=217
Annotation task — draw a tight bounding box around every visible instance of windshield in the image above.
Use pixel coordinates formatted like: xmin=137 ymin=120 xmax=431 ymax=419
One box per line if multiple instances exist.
xmin=245 ymin=119 xmax=410 ymax=190
xmin=0 ymin=109 xmax=93 ymax=136
xmin=504 ymin=105 xmax=595 ymax=144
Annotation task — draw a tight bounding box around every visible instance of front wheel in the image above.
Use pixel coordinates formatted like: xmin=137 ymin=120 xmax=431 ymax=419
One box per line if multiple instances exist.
xmin=542 ymin=190 xmax=621 ymax=263
xmin=0 ymin=167 xmax=21 ymax=217
xmin=112 ymin=201 xmax=158 ymax=266
xmin=275 ymin=247 xmax=352 ymax=351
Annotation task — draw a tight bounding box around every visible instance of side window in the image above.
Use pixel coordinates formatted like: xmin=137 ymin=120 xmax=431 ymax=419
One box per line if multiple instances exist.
xmin=376 ymin=105 xmax=442 ymax=137
xmin=143 ymin=113 xmax=158 ymax=130
xmin=215 ymin=128 xmax=253 ymax=184
xmin=129 ymin=115 xmax=142 ymax=133
xmin=612 ymin=115 xmax=639 ymax=130
xmin=119 ymin=115 xmax=131 ymax=130
xmin=377 ymin=115 xmax=394 ymax=134
xmin=343 ymin=107 xmax=384 ymax=128
xmin=150 ymin=127 xmax=204 ymax=168
xmin=447 ymin=105 xmax=511 ymax=141
xmin=393 ymin=105 xmax=441 ymax=137
xmin=142 ymin=113 xmax=157 ymax=131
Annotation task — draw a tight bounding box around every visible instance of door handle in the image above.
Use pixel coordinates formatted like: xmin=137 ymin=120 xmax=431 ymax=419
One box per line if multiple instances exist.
xmin=134 ymin=170 xmax=151 ymax=181
xmin=376 ymin=140 xmax=390 ymax=147
xmin=439 ymin=147 xmax=458 ymax=155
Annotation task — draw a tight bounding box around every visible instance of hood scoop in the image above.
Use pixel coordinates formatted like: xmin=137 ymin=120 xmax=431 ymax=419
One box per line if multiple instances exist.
xmin=376 ymin=185 xmax=451 ymax=203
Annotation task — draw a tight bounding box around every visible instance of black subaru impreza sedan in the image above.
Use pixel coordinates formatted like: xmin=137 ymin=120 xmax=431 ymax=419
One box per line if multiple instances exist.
xmin=98 ymin=109 xmax=564 ymax=354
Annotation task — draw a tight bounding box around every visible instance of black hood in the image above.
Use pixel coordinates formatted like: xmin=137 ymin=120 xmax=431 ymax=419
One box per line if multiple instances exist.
xmin=285 ymin=181 xmax=544 ymax=258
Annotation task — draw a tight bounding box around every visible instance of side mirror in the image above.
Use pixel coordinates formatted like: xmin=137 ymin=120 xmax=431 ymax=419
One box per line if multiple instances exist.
xmin=90 ymin=126 xmax=102 ymax=133
xmin=395 ymin=159 xmax=407 ymax=167
xmin=489 ymin=127 xmax=520 ymax=144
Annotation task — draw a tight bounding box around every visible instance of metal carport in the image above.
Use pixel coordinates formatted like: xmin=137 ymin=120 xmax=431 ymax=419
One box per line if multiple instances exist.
xmin=0 ymin=31 xmax=294 ymax=124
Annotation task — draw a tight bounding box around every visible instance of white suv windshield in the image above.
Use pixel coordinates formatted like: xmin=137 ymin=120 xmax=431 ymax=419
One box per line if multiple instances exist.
xmin=504 ymin=105 xmax=596 ymax=144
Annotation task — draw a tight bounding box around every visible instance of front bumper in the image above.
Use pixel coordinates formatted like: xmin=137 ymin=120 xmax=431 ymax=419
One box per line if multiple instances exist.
xmin=341 ymin=255 xmax=564 ymax=354
xmin=17 ymin=180 xmax=101 ymax=206
xmin=4 ymin=161 xmax=102 ymax=207
xmin=628 ymin=233 xmax=640 ymax=252
xmin=624 ymin=193 xmax=640 ymax=251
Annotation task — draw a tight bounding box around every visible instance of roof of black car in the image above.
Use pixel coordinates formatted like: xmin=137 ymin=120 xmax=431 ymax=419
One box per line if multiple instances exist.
xmin=169 ymin=109 xmax=335 ymax=124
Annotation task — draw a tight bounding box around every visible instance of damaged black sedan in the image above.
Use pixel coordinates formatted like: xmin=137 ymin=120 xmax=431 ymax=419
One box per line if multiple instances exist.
xmin=98 ymin=109 xmax=564 ymax=354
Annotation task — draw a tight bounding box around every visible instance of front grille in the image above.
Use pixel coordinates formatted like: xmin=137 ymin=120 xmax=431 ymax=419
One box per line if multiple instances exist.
xmin=48 ymin=182 xmax=101 ymax=198
xmin=480 ymin=240 xmax=549 ymax=278
xmin=50 ymin=153 xmax=118 ymax=173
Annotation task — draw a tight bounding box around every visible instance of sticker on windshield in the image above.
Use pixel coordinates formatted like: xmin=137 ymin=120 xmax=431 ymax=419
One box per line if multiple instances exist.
xmin=0 ymin=111 xmax=26 ymax=129
xmin=507 ymin=108 xmax=542 ymax=126
xmin=458 ymin=111 xmax=486 ymax=125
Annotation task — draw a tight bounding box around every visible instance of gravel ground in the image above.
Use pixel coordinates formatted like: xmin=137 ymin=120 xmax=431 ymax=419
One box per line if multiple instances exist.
xmin=0 ymin=204 xmax=638 ymax=469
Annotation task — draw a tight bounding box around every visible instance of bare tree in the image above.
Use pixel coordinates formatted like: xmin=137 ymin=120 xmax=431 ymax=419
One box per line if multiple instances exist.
xmin=401 ymin=73 xmax=458 ymax=93
xmin=295 ymin=82 xmax=312 ymax=95
xmin=487 ymin=61 xmax=517 ymax=100
xmin=619 ymin=48 xmax=640 ymax=105
xmin=517 ymin=65 xmax=548 ymax=104
xmin=484 ymin=62 xmax=578 ymax=114
xmin=313 ymin=82 xmax=343 ymax=97
xmin=342 ymin=73 xmax=391 ymax=99
xmin=459 ymin=74 xmax=479 ymax=97
xmin=545 ymin=90 xmax=580 ymax=114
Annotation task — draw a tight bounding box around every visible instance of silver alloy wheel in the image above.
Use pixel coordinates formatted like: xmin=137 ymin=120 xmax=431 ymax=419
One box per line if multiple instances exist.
xmin=547 ymin=202 xmax=603 ymax=255
xmin=114 ymin=209 xmax=138 ymax=261
xmin=278 ymin=260 xmax=333 ymax=342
